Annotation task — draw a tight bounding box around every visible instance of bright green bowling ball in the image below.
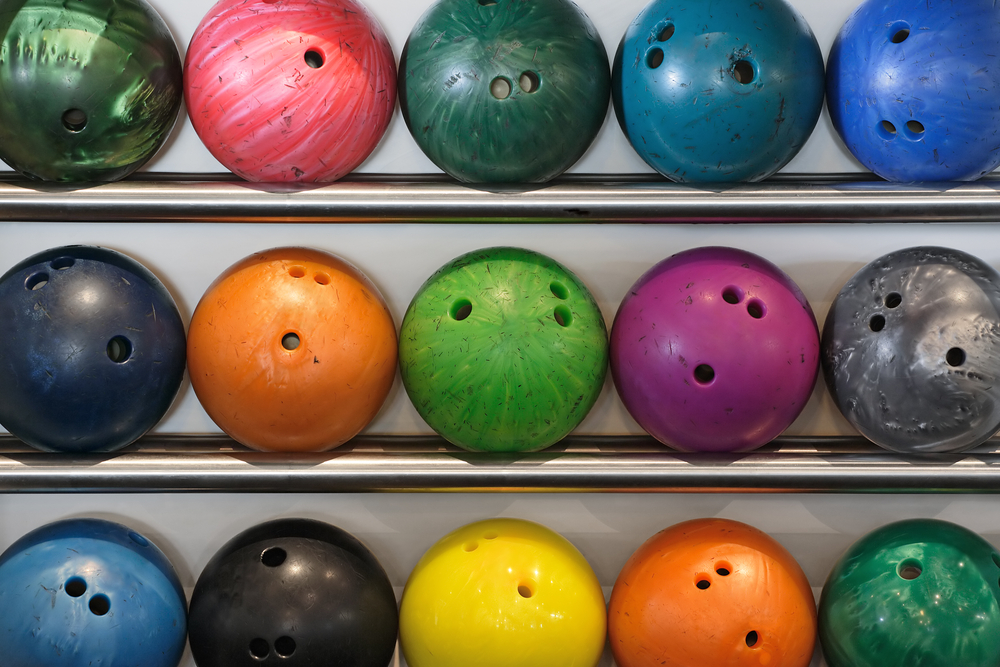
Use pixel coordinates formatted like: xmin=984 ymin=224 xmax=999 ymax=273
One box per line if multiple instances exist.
xmin=399 ymin=247 xmax=608 ymax=452
xmin=819 ymin=518 xmax=1000 ymax=667
xmin=0 ymin=0 xmax=182 ymax=182
xmin=398 ymin=0 xmax=610 ymax=183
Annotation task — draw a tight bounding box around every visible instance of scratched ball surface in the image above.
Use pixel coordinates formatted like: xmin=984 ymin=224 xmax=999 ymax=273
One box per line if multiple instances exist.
xmin=610 ymin=519 xmax=816 ymax=667
xmin=610 ymin=247 xmax=820 ymax=452
xmin=827 ymin=0 xmax=1000 ymax=181
xmin=0 ymin=518 xmax=187 ymax=667
xmin=0 ymin=0 xmax=182 ymax=182
xmin=822 ymin=246 xmax=1000 ymax=454
xmin=612 ymin=0 xmax=825 ymax=182
xmin=185 ymin=0 xmax=396 ymax=182
xmin=399 ymin=247 xmax=608 ymax=452
xmin=398 ymin=0 xmax=610 ymax=183
xmin=187 ymin=247 xmax=397 ymax=452
xmin=0 ymin=246 xmax=186 ymax=453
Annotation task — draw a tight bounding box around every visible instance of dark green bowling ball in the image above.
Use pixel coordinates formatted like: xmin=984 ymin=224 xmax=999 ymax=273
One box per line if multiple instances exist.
xmin=819 ymin=519 xmax=1000 ymax=667
xmin=398 ymin=0 xmax=610 ymax=183
xmin=0 ymin=0 xmax=182 ymax=182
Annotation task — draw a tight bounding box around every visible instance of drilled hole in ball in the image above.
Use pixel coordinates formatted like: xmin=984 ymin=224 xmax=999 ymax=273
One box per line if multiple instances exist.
xmin=50 ymin=257 xmax=75 ymax=270
xmin=478 ymin=0 xmax=497 ymax=5
xmin=249 ymin=638 xmax=270 ymax=659
xmin=65 ymin=577 xmax=87 ymax=597
xmin=281 ymin=333 xmax=301 ymax=351
xmin=274 ymin=637 xmax=296 ymax=657
xmin=484 ymin=531 xmax=498 ymax=540
xmin=746 ymin=631 xmax=760 ymax=647
xmin=696 ymin=578 xmax=711 ymax=590
xmin=898 ymin=559 xmax=922 ymax=580
xmin=25 ymin=272 xmax=48 ymax=291
xmin=490 ymin=77 xmax=512 ymax=99
xmin=550 ymin=281 xmax=569 ymax=299
xmin=519 ymin=71 xmax=540 ymax=93
xmin=722 ymin=287 xmax=742 ymax=304
xmin=518 ymin=584 xmax=534 ymax=598
xmin=907 ymin=120 xmax=925 ymax=135
xmin=694 ymin=364 xmax=715 ymax=384
xmin=870 ymin=315 xmax=886 ymax=332
xmin=89 ymin=594 xmax=110 ymax=616
xmin=288 ymin=266 xmax=306 ymax=278
xmin=106 ymin=336 xmax=133 ymax=364
xmin=128 ymin=531 xmax=149 ymax=547
xmin=261 ymin=547 xmax=287 ymax=567
xmin=947 ymin=347 xmax=966 ymax=367
xmin=716 ymin=567 xmax=730 ymax=576
xmin=881 ymin=120 xmax=898 ymax=136
xmin=62 ymin=108 xmax=87 ymax=132
xmin=657 ymin=23 xmax=675 ymax=42
xmin=892 ymin=28 xmax=910 ymax=43
xmin=554 ymin=305 xmax=572 ymax=327
xmin=747 ymin=300 xmax=765 ymax=319
xmin=885 ymin=292 xmax=902 ymax=308
xmin=451 ymin=299 xmax=472 ymax=321
xmin=313 ymin=272 xmax=330 ymax=285
xmin=464 ymin=542 xmax=479 ymax=552
xmin=304 ymin=49 xmax=324 ymax=69
xmin=647 ymin=48 xmax=664 ymax=69
xmin=732 ymin=60 xmax=755 ymax=84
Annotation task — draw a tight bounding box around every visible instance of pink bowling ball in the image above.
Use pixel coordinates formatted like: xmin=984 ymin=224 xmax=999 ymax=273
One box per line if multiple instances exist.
xmin=184 ymin=0 xmax=396 ymax=182
xmin=611 ymin=247 xmax=820 ymax=452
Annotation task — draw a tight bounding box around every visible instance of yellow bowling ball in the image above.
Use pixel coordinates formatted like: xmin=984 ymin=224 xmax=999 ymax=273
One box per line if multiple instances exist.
xmin=399 ymin=518 xmax=607 ymax=667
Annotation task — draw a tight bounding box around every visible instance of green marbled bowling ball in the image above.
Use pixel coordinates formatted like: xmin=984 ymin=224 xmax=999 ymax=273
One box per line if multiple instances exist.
xmin=398 ymin=0 xmax=610 ymax=183
xmin=399 ymin=247 xmax=608 ymax=452
xmin=819 ymin=518 xmax=1000 ymax=667
xmin=0 ymin=0 xmax=182 ymax=182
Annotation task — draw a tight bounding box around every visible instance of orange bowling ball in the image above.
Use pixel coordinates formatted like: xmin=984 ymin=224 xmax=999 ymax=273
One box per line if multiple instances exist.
xmin=187 ymin=247 xmax=397 ymax=451
xmin=609 ymin=518 xmax=816 ymax=667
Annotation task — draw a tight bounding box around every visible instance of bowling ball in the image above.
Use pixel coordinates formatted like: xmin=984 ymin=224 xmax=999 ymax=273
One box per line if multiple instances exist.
xmin=187 ymin=247 xmax=397 ymax=452
xmin=185 ymin=0 xmax=396 ymax=182
xmin=828 ymin=0 xmax=1000 ymax=182
xmin=609 ymin=518 xmax=816 ymax=667
xmin=398 ymin=247 xmax=608 ymax=452
xmin=610 ymin=247 xmax=819 ymax=452
xmin=0 ymin=0 xmax=182 ymax=182
xmin=189 ymin=518 xmax=397 ymax=667
xmin=613 ymin=0 xmax=825 ymax=183
xmin=0 ymin=245 xmax=186 ymax=452
xmin=399 ymin=518 xmax=606 ymax=667
xmin=398 ymin=0 xmax=610 ymax=183
xmin=822 ymin=246 xmax=1000 ymax=454
xmin=819 ymin=518 xmax=1000 ymax=667
xmin=0 ymin=518 xmax=187 ymax=667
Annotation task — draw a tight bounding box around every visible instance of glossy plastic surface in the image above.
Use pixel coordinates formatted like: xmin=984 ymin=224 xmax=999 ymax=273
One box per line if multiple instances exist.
xmin=189 ymin=518 xmax=397 ymax=667
xmin=822 ymin=246 xmax=1000 ymax=453
xmin=399 ymin=518 xmax=606 ymax=667
xmin=399 ymin=247 xmax=608 ymax=452
xmin=185 ymin=0 xmax=396 ymax=182
xmin=827 ymin=0 xmax=1000 ymax=182
xmin=612 ymin=0 xmax=824 ymax=182
xmin=819 ymin=518 xmax=1000 ymax=667
xmin=611 ymin=246 xmax=819 ymax=452
xmin=187 ymin=247 xmax=397 ymax=452
xmin=0 ymin=245 xmax=186 ymax=452
xmin=398 ymin=0 xmax=610 ymax=183
xmin=609 ymin=518 xmax=816 ymax=667
xmin=0 ymin=0 xmax=181 ymax=182
xmin=0 ymin=518 xmax=187 ymax=667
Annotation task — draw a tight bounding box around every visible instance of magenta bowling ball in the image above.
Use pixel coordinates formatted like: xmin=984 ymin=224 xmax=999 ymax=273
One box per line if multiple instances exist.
xmin=610 ymin=247 xmax=819 ymax=452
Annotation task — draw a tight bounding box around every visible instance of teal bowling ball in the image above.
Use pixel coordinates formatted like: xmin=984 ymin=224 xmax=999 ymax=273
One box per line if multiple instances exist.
xmin=613 ymin=0 xmax=825 ymax=182
xmin=819 ymin=519 xmax=1000 ymax=667
xmin=398 ymin=0 xmax=610 ymax=183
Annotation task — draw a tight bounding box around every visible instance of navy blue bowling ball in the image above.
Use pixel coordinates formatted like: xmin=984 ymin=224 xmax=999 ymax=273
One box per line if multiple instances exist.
xmin=189 ymin=518 xmax=398 ymax=667
xmin=0 ymin=245 xmax=185 ymax=452
xmin=828 ymin=0 xmax=1000 ymax=181
xmin=0 ymin=518 xmax=187 ymax=667
xmin=612 ymin=0 xmax=825 ymax=182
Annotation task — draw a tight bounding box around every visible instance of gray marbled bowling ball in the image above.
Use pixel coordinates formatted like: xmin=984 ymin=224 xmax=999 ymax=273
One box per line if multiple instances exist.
xmin=822 ymin=247 xmax=1000 ymax=454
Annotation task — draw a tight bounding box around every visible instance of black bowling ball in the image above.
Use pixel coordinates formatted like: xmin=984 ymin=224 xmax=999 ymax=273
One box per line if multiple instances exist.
xmin=189 ymin=518 xmax=398 ymax=667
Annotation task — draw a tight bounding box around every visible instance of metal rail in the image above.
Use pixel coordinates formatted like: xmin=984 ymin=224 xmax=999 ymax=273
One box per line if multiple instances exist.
xmin=2 ymin=173 xmax=1000 ymax=223
xmin=2 ymin=435 xmax=1000 ymax=493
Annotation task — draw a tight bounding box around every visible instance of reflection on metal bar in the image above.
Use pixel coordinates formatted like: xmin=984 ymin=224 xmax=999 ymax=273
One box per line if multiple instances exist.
xmin=2 ymin=435 xmax=1000 ymax=493
xmin=0 ymin=173 xmax=999 ymax=224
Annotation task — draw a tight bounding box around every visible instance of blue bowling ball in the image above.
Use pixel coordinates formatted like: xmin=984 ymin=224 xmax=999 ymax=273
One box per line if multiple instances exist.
xmin=0 ymin=246 xmax=186 ymax=452
xmin=828 ymin=0 xmax=1000 ymax=182
xmin=612 ymin=0 xmax=825 ymax=182
xmin=0 ymin=518 xmax=187 ymax=667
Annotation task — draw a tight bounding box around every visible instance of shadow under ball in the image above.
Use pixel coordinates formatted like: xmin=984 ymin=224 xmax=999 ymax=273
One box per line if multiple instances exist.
xmin=822 ymin=246 xmax=1000 ymax=453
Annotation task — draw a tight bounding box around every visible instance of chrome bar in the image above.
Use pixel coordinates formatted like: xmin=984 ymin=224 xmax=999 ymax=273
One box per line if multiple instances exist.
xmin=2 ymin=435 xmax=1000 ymax=493
xmin=1 ymin=174 xmax=1000 ymax=224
